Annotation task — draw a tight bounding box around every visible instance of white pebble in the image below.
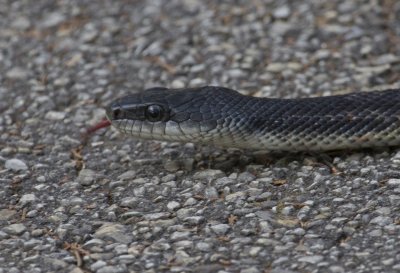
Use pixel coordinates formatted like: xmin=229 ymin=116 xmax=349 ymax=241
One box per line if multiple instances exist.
xmin=5 ymin=158 xmax=28 ymax=171
xmin=388 ymin=179 xmax=400 ymax=186
xmin=45 ymin=111 xmax=66 ymax=121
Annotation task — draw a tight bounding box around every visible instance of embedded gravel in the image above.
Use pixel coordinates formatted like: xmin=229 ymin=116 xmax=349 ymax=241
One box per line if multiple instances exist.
xmin=1 ymin=0 xmax=400 ymax=273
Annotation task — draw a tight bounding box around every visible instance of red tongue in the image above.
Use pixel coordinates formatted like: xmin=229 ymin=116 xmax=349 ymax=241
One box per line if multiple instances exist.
xmin=86 ymin=118 xmax=112 ymax=134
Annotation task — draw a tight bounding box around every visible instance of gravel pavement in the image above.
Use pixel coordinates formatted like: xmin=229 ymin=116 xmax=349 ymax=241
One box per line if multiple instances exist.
xmin=1 ymin=0 xmax=400 ymax=272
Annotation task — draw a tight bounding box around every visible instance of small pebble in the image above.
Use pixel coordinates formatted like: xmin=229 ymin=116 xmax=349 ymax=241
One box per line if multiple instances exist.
xmin=3 ymin=223 xmax=27 ymax=235
xmin=5 ymin=158 xmax=28 ymax=171
xmin=77 ymin=169 xmax=96 ymax=186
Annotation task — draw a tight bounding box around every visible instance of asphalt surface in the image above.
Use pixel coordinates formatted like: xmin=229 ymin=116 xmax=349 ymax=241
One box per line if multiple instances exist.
xmin=1 ymin=0 xmax=400 ymax=272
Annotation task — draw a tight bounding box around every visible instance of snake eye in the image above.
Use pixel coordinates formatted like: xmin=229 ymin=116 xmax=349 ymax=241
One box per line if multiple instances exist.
xmin=145 ymin=105 xmax=164 ymax=122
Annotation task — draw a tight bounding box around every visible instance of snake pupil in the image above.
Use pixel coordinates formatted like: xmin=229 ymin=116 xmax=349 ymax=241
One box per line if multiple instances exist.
xmin=146 ymin=105 xmax=163 ymax=122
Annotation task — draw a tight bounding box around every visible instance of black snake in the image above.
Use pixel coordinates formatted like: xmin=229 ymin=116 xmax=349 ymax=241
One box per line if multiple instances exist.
xmin=105 ymin=86 xmax=400 ymax=151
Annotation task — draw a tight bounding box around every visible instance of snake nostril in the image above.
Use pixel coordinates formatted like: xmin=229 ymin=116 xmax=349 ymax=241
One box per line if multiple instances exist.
xmin=112 ymin=108 xmax=121 ymax=119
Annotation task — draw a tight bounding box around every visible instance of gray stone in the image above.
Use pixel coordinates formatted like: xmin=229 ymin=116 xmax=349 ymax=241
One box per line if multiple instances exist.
xmin=161 ymin=173 xmax=176 ymax=183
xmin=292 ymin=228 xmax=305 ymax=236
xmin=131 ymin=178 xmax=149 ymax=184
xmin=11 ymin=16 xmax=31 ymax=30
xmin=6 ymin=67 xmax=30 ymax=80
xmin=176 ymin=208 xmax=196 ymax=219
xmin=40 ymin=12 xmax=65 ymax=27
xmin=94 ymin=223 xmax=133 ymax=244
xmin=171 ymin=231 xmax=191 ymax=241
xmin=225 ymin=191 xmax=246 ymax=202
xmin=281 ymin=206 xmax=294 ymax=215
xmin=174 ymin=240 xmax=193 ymax=249
xmin=80 ymin=28 xmax=98 ymax=43
xmin=31 ymin=229 xmax=45 ymax=237
xmin=118 ymin=254 xmax=135 ymax=263
xmin=191 ymin=64 xmax=205 ymax=73
xmin=19 ymin=193 xmax=36 ymax=206
xmin=227 ymin=69 xmax=245 ymax=78
xmin=0 ymin=230 xmax=8 ymax=239
xmin=368 ymin=229 xmax=382 ymax=236
xmin=369 ymin=216 xmax=393 ymax=226
xmin=184 ymin=216 xmax=205 ymax=225
xmin=167 ymin=201 xmax=181 ymax=211
xmin=388 ymin=179 xmax=400 ymax=186
xmin=83 ymin=238 xmax=105 ymax=247
xmin=266 ymin=63 xmax=286 ymax=73
xmin=249 ymin=246 xmax=262 ymax=256
xmin=373 ymin=54 xmax=400 ymax=65
xmin=68 ymin=197 xmax=84 ymax=206
xmin=114 ymin=244 xmax=128 ymax=254
xmin=117 ymin=170 xmax=136 ymax=180
xmin=77 ymin=169 xmax=96 ymax=186
xmin=0 ymin=209 xmax=17 ymax=220
xmin=189 ymin=78 xmax=206 ymax=86
xmin=389 ymin=195 xmax=400 ymax=206
xmin=45 ymin=111 xmax=66 ymax=121
xmin=237 ymin=172 xmax=256 ymax=183
xmin=215 ymin=177 xmax=235 ymax=188
xmin=183 ymin=197 xmax=197 ymax=206
xmin=5 ymin=158 xmax=28 ymax=171
xmin=329 ymin=266 xmax=345 ymax=273
xmin=97 ymin=266 xmax=127 ymax=273
xmin=171 ymin=79 xmax=185 ymax=89
xmin=204 ymin=187 xmax=219 ymax=199
xmin=119 ymin=197 xmax=138 ymax=208
xmin=164 ymin=160 xmax=180 ymax=172
xmin=381 ymin=258 xmax=394 ymax=266
xmin=273 ymin=5 xmax=291 ymax=19
xmin=315 ymin=49 xmax=331 ymax=60
xmin=355 ymin=64 xmax=391 ymax=75
xmin=298 ymin=255 xmax=324 ymax=264
xmin=143 ymin=212 xmax=170 ymax=220
xmin=90 ymin=260 xmax=107 ymax=271
xmin=3 ymin=223 xmax=26 ymax=235
xmin=375 ymin=207 xmax=390 ymax=215
xmin=193 ymin=169 xmax=225 ymax=180
xmin=196 ymin=242 xmax=211 ymax=252
xmin=210 ymin=224 xmax=230 ymax=235
xmin=255 ymin=210 xmax=273 ymax=221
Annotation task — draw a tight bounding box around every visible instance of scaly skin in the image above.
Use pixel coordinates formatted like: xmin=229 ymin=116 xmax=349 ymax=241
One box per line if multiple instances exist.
xmin=105 ymin=86 xmax=400 ymax=151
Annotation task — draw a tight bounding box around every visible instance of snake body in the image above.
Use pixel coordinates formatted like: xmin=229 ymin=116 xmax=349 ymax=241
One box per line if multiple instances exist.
xmin=105 ymin=86 xmax=400 ymax=151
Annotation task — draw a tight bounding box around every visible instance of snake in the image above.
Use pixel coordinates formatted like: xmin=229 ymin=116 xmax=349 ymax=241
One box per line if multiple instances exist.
xmin=104 ymin=86 xmax=400 ymax=151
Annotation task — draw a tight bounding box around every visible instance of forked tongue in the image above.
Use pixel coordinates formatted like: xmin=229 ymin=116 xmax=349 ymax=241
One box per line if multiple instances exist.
xmin=85 ymin=118 xmax=112 ymax=135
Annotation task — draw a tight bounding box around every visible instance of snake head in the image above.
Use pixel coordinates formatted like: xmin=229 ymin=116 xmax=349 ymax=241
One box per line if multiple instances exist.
xmin=105 ymin=86 xmax=231 ymax=143
xmin=106 ymin=87 xmax=171 ymax=123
